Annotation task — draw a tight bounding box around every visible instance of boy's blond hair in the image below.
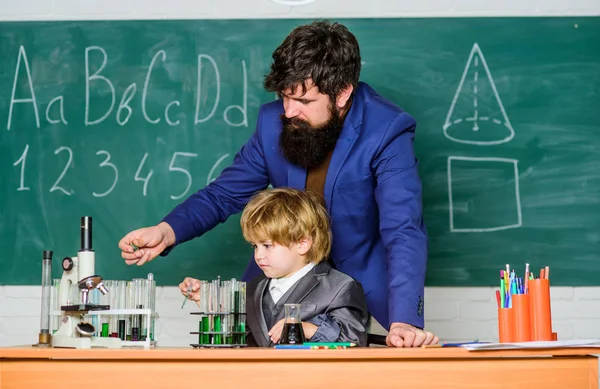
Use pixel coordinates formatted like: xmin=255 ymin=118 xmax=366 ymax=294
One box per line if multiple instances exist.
xmin=240 ymin=188 xmax=331 ymax=264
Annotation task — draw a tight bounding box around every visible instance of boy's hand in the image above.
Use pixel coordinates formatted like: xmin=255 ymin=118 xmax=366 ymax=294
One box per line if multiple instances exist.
xmin=268 ymin=319 xmax=285 ymax=344
xmin=301 ymin=322 xmax=318 ymax=339
xmin=178 ymin=277 xmax=201 ymax=302
xmin=268 ymin=319 xmax=318 ymax=344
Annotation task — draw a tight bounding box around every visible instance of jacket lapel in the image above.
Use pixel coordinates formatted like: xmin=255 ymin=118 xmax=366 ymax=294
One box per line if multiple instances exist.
xmin=272 ymin=263 xmax=328 ymax=324
xmin=287 ymin=163 xmax=307 ymax=190
xmin=323 ymin=91 xmax=363 ymax=212
xmin=251 ymin=277 xmax=272 ymax=347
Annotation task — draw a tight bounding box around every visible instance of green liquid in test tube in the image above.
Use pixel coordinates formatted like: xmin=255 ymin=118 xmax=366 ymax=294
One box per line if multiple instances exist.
xmin=198 ymin=320 xmax=203 ymax=345
xmin=213 ymin=315 xmax=222 ymax=344
xmin=239 ymin=282 xmax=246 ymax=345
xmin=214 ymin=276 xmax=222 ymax=344
xmin=101 ymin=322 xmax=109 ymax=337
xmin=239 ymin=322 xmax=246 ymax=344
xmin=202 ymin=316 xmax=210 ymax=345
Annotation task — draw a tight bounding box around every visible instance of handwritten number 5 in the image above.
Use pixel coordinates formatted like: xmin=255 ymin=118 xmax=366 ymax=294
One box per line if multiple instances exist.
xmin=169 ymin=152 xmax=198 ymax=200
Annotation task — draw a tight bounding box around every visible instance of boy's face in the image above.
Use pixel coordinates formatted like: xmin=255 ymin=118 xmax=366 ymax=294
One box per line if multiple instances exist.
xmin=252 ymin=239 xmax=311 ymax=279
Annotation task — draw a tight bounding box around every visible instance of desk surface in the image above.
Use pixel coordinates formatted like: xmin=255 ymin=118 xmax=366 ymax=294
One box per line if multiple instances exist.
xmin=1 ymin=345 xmax=599 ymax=360
xmin=1 ymin=346 xmax=598 ymax=389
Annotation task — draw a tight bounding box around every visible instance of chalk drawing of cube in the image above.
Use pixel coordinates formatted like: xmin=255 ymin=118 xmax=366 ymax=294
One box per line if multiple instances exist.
xmin=447 ymin=156 xmax=522 ymax=232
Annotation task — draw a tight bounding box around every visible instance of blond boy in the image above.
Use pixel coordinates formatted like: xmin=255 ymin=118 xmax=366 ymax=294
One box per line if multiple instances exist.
xmin=180 ymin=188 xmax=368 ymax=346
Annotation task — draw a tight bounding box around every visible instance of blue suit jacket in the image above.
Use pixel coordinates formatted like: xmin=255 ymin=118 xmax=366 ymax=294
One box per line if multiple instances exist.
xmin=163 ymin=82 xmax=428 ymax=329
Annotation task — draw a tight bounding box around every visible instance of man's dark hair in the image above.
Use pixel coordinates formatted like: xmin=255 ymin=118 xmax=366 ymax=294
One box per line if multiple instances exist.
xmin=264 ymin=20 xmax=361 ymax=101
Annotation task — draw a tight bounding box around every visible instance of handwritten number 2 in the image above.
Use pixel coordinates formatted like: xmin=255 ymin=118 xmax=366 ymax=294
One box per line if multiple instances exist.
xmin=50 ymin=146 xmax=74 ymax=196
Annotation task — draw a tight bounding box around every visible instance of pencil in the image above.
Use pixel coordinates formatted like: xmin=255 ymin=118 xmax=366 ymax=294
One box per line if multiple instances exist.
xmin=275 ymin=345 xmax=347 ymax=350
xmin=524 ymin=263 xmax=530 ymax=293
xmin=305 ymin=342 xmax=356 ymax=347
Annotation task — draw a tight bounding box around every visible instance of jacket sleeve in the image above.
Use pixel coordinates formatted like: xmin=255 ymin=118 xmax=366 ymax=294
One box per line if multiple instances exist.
xmin=161 ymin=107 xmax=270 ymax=251
xmin=306 ymin=280 xmax=369 ymax=346
xmin=373 ymin=112 xmax=428 ymax=329
xmin=246 ymin=331 xmax=259 ymax=347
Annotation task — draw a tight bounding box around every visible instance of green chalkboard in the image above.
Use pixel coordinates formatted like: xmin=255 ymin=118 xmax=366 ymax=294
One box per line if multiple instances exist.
xmin=1 ymin=18 xmax=599 ymax=286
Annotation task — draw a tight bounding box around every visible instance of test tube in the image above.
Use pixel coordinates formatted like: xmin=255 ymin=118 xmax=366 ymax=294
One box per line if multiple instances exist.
xmin=220 ymin=280 xmax=228 ymax=344
xmin=131 ymin=278 xmax=145 ymax=341
xmin=200 ymin=281 xmax=209 ymax=345
xmin=100 ymin=280 xmax=110 ymax=337
xmin=89 ymin=288 xmax=101 ymax=336
xmin=199 ymin=281 xmax=209 ymax=313
xmin=207 ymin=280 xmax=216 ymax=344
xmin=239 ymin=281 xmax=246 ymax=344
xmin=38 ymin=250 xmax=53 ymax=346
xmin=130 ymin=280 xmax=139 ymax=341
xmin=51 ymin=279 xmax=60 ymax=333
xmin=222 ymin=280 xmax=232 ymax=344
xmin=230 ymin=280 xmax=237 ymax=344
xmin=117 ymin=280 xmax=127 ymax=340
xmin=213 ymin=278 xmax=222 ymax=344
xmin=233 ymin=281 xmax=240 ymax=344
xmin=146 ymin=273 xmax=156 ymax=341
xmin=107 ymin=280 xmax=118 ymax=337
xmin=138 ymin=278 xmax=147 ymax=341
xmin=126 ymin=280 xmax=134 ymax=340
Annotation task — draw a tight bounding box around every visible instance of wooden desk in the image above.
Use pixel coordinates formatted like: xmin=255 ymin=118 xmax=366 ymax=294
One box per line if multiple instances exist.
xmin=0 ymin=346 xmax=598 ymax=389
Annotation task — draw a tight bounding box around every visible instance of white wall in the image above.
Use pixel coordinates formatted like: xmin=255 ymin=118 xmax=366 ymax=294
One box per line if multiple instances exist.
xmin=0 ymin=0 xmax=599 ymax=20
xmin=2 ymin=285 xmax=600 ymax=347
xmin=1 ymin=0 xmax=599 ymax=351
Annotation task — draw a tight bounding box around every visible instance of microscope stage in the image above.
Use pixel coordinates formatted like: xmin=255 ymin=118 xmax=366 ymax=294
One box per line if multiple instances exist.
xmin=61 ymin=304 xmax=110 ymax=312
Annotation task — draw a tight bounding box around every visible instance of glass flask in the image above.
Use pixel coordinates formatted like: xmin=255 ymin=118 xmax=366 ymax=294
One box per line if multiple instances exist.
xmin=279 ymin=303 xmax=306 ymax=345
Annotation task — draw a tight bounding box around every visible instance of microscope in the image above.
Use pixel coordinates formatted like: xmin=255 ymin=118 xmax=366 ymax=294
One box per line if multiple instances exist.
xmin=51 ymin=216 xmax=121 ymax=348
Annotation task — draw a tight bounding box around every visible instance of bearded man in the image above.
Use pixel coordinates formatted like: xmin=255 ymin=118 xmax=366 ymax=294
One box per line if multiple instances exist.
xmin=119 ymin=20 xmax=438 ymax=348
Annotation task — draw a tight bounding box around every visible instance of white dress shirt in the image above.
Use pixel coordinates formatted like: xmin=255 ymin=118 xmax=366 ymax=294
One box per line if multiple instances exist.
xmin=268 ymin=262 xmax=315 ymax=304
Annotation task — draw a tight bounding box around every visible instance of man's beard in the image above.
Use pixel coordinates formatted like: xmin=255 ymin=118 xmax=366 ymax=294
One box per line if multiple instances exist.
xmin=279 ymin=106 xmax=344 ymax=169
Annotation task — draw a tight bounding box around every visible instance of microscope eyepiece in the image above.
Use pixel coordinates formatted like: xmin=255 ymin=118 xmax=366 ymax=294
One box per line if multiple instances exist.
xmin=80 ymin=216 xmax=93 ymax=251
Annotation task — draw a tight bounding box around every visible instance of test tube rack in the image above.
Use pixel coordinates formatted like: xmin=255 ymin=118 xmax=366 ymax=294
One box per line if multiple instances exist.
xmin=189 ymin=311 xmax=248 ymax=348
xmin=188 ymin=277 xmax=248 ymax=348
xmin=49 ymin=308 xmax=159 ymax=349
xmin=49 ymin=274 xmax=158 ymax=349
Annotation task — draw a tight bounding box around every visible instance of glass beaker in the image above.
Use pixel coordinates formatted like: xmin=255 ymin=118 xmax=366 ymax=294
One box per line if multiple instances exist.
xmin=279 ymin=303 xmax=306 ymax=345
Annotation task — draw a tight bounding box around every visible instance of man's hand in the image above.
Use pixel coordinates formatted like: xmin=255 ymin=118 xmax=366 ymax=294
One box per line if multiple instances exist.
xmin=118 ymin=222 xmax=176 ymax=266
xmin=386 ymin=322 xmax=439 ymax=347
xmin=268 ymin=319 xmax=318 ymax=344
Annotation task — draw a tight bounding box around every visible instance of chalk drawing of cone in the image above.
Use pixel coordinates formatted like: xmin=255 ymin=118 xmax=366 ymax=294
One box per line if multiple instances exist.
xmin=443 ymin=43 xmax=515 ymax=146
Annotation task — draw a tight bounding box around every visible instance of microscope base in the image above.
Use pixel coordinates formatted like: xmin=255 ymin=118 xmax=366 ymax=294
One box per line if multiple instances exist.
xmin=52 ymin=314 xmax=122 ymax=349
xmin=52 ymin=335 xmax=122 ymax=349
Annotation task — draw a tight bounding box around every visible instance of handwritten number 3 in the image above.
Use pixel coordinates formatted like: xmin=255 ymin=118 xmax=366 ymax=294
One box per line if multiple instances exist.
xmin=93 ymin=150 xmax=118 ymax=197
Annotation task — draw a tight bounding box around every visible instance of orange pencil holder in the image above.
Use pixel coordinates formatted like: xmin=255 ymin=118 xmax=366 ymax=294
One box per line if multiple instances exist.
xmin=511 ymin=294 xmax=532 ymax=342
xmin=528 ymin=278 xmax=553 ymax=341
xmin=497 ymin=307 xmax=516 ymax=343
